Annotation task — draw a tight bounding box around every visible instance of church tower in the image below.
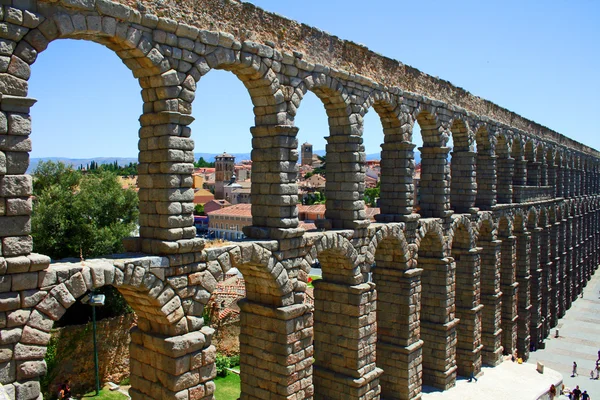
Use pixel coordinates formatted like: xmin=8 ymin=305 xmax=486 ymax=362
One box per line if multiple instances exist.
xmin=215 ymin=152 xmax=235 ymax=199
xmin=301 ymin=142 xmax=313 ymax=166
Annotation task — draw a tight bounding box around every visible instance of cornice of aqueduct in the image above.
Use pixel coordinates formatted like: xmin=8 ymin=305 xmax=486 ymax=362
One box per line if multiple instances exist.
xmin=35 ymin=0 xmax=597 ymax=157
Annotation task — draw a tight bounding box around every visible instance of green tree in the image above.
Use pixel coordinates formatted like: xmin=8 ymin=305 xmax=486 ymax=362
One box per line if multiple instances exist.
xmin=364 ymin=184 xmax=380 ymax=207
xmin=31 ymin=161 xmax=139 ymax=260
xmin=194 ymin=157 xmax=215 ymax=168
xmin=194 ymin=204 xmax=205 ymax=215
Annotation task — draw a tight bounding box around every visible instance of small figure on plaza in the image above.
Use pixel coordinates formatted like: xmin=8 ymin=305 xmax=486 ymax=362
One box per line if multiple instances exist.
xmin=468 ymin=362 xmax=478 ymax=382
xmin=573 ymin=361 xmax=578 ymax=377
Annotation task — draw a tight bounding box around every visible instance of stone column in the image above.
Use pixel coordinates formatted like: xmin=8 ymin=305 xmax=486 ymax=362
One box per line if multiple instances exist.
xmin=496 ymin=157 xmax=514 ymax=204
xmin=137 ymin=109 xmax=197 ymax=255
xmin=565 ymin=215 xmax=574 ymax=310
xmin=455 ymin=249 xmax=483 ymax=376
xmin=558 ymin=218 xmax=568 ymax=318
xmin=313 ymin=281 xmax=381 ymax=400
xmin=0 ymin=95 xmax=36 ymax=260
xmin=539 ymin=226 xmax=552 ymax=340
xmin=515 ymin=231 xmax=531 ymax=360
xmin=323 ymin=134 xmax=369 ymax=230
xmin=375 ymin=266 xmax=423 ymax=400
xmin=573 ymin=215 xmax=581 ymax=298
xmin=529 ymin=227 xmax=542 ymax=348
xmin=238 ymin=301 xmax=314 ymax=400
xmin=540 ymin=160 xmax=548 ymax=186
xmin=475 ymin=153 xmax=497 ymax=210
xmin=418 ymin=146 xmax=451 ymax=218
xmin=547 ymin=163 xmax=557 ymax=196
xmin=500 ymin=236 xmax=518 ymax=355
xmin=377 ymin=141 xmax=416 ymax=220
xmin=563 ymin=167 xmax=572 ymax=198
xmin=129 ymin=326 xmax=217 ymax=400
xmin=527 ymin=161 xmax=541 ymax=186
xmin=480 ymin=240 xmax=503 ymax=366
xmin=450 ymin=150 xmax=477 ymax=213
xmin=550 ymin=222 xmax=561 ymax=327
xmin=244 ymin=125 xmax=302 ymax=239
xmin=556 ymin=165 xmax=564 ymax=198
xmin=420 ymin=257 xmax=458 ymax=390
xmin=513 ymin=158 xmax=527 ymax=203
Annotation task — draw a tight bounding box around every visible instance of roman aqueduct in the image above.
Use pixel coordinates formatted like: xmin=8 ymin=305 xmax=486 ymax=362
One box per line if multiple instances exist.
xmin=0 ymin=0 xmax=599 ymax=399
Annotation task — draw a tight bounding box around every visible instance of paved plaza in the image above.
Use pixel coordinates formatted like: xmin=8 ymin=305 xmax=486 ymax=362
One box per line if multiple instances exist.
xmin=422 ymin=269 xmax=600 ymax=400
xmin=527 ymin=268 xmax=600 ymax=398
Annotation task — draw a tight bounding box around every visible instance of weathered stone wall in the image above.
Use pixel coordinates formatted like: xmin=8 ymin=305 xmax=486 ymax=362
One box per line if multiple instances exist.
xmin=0 ymin=1 xmax=599 ymax=400
xmin=45 ymin=313 xmax=135 ymax=396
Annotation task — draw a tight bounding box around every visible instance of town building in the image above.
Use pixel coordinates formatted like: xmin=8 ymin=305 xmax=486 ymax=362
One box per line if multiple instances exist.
xmin=214 ymin=152 xmax=235 ymax=199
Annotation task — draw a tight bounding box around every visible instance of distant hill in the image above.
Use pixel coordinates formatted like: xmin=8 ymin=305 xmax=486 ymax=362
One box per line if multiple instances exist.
xmin=28 ymin=150 xmax=421 ymax=173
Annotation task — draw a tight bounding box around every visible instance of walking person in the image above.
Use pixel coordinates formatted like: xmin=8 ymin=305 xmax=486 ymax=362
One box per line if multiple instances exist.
xmin=573 ymin=361 xmax=578 ymax=377
xmin=549 ymin=384 xmax=557 ymax=399
xmin=572 ymin=385 xmax=582 ymax=400
xmin=582 ymin=390 xmax=590 ymax=400
xmin=58 ymin=380 xmax=71 ymax=399
xmin=468 ymin=362 xmax=478 ymax=382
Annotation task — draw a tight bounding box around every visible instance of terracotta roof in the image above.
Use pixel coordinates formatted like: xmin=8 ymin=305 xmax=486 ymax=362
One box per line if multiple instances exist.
xmin=207 ymin=203 xmax=252 ymax=217
xmin=298 ymin=204 xmax=326 ymax=214
xmin=299 ymin=222 xmax=317 ymax=230
xmin=193 ymin=188 xmax=215 ymax=205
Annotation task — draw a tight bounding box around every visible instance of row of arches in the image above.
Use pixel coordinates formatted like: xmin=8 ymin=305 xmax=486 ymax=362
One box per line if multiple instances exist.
xmin=1 ymin=1 xmax=599 ymax=251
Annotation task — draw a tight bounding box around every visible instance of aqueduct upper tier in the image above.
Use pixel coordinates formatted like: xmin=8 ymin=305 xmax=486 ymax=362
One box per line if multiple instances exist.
xmin=0 ymin=0 xmax=599 ymax=399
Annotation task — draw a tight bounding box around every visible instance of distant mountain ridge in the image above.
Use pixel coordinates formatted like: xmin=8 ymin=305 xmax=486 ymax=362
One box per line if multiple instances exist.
xmin=28 ymin=151 xmax=421 ymax=172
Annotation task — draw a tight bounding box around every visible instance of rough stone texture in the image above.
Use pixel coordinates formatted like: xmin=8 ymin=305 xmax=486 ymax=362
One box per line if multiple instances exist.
xmin=0 ymin=1 xmax=599 ymax=400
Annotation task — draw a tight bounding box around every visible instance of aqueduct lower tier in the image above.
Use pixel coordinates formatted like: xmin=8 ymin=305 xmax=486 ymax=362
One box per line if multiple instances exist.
xmin=0 ymin=0 xmax=599 ymax=399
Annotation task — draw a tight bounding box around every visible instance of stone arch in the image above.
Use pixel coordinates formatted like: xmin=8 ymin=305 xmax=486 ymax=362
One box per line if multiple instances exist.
xmin=227 ymin=242 xmax=294 ymax=307
xmin=415 ymin=222 xmax=456 ymax=390
xmin=496 ymin=132 xmax=513 ymax=203
xmin=537 ymin=206 xmax=552 ymax=341
xmin=306 ymin=232 xmax=381 ymax=397
xmin=17 ymin=259 xmax=203 ymax=400
xmin=297 ymin=74 xmax=366 ymax=229
xmin=525 ymin=140 xmax=540 ymax=186
xmin=368 ymin=224 xmax=423 ymax=399
xmin=363 ymin=91 xmax=414 ymax=217
xmin=411 ymin=107 xmax=450 ymax=217
xmin=0 ymin=2 xmax=207 ymax=251
xmin=449 ymin=216 xmax=481 ymax=378
xmin=449 ymin=118 xmax=476 ymax=213
xmin=512 ymin=208 xmax=531 ymax=359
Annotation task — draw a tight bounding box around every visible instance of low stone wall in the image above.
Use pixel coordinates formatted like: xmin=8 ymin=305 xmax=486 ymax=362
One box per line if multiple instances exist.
xmin=45 ymin=313 xmax=136 ymax=396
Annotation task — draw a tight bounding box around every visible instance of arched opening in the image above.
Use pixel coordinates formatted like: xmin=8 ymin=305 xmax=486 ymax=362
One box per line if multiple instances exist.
xmin=451 ymin=222 xmax=481 ymax=377
xmin=418 ymin=229 xmax=456 ymax=390
xmin=311 ymin=236 xmax=378 ymax=398
xmin=498 ymin=216 xmax=517 ymax=356
xmin=512 ymin=137 xmax=526 ymax=197
xmin=449 ymin=119 xmax=475 ymax=213
xmin=297 ymin=81 xmax=365 ymax=230
xmin=363 ymin=99 xmax=399 ymax=220
xmin=189 ymin=69 xmax=255 ymax=239
xmin=413 ymin=111 xmax=448 ymax=218
xmin=496 ymin=134 xmax=513 ymax=203
xmin=294 ymin=90 xmax=332 ymax=227
xmin=371 ymin=229 xmax=421 ymax=399
xmin=525 ymin=141 xmax=538 ymax=186
xmin=29 ymin=39 xmax=142 ymax=260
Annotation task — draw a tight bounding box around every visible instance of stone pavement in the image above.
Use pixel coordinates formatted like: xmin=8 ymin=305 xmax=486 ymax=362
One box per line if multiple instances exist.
xmin=421 ymin=359 xmax=562 ymax=400
xmin=527 ymin=268 xmax=600 ymax=398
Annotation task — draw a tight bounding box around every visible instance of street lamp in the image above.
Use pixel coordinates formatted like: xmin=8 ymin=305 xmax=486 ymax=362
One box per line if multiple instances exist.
xmin=81 ymin=291 xmax=106 ymax=396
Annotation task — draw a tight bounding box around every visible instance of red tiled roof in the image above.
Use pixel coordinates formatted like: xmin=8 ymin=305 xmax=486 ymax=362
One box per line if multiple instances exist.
xmin=207 ymin=203 xmax=252 ymax=217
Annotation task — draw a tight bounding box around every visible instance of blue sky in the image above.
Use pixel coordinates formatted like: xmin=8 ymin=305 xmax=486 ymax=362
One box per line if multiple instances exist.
xmin=29 ymin=0 xmax=600 ymax=159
